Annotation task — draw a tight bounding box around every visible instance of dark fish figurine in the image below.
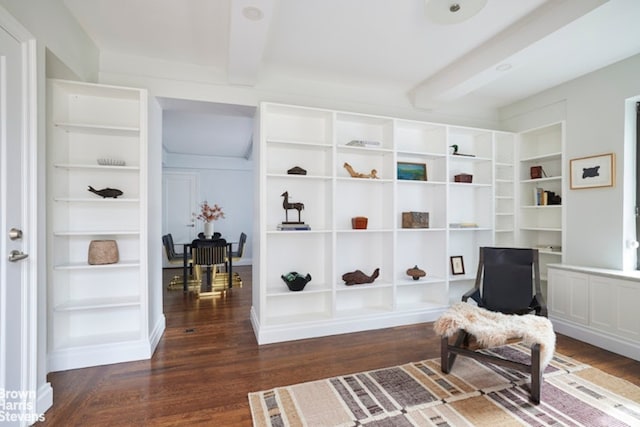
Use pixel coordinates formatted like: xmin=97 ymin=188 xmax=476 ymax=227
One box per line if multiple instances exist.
xmin=88 ymin=186 xmax=123 ymax=199
xmin=342 ymin=268 xmax=380 ymax=286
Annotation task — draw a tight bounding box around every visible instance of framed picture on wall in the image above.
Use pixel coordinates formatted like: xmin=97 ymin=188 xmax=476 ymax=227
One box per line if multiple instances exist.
xmin=450 ymin=256 xmax=465 ymax=275
xmin=397 ymin=162 xmax=427 ymax=181
xmin=570 ymin=153 xmax=615 ymax=189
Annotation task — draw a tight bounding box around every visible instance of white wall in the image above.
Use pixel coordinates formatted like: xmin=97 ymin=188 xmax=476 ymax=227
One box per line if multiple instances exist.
xmin=163 ymin=153 xmax=254 ymax=265
xmin=500 ymin=53 xmax=640 ymax=270
xmin=0 ymin=0 xmax=99 ymax=82
xmin=147 ymin=97 xmax=166 ymax=347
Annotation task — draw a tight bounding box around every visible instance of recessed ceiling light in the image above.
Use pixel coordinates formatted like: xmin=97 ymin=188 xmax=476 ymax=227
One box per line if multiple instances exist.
xmin=496 ymin=63 xmax=512 ymax=72
xmin=242 ymin=6 xmax=264 ymax=21
xmin=425 ymin=0 xmax=488 ymax=25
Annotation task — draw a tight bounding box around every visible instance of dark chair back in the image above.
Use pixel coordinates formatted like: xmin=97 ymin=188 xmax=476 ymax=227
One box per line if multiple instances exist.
xmin=162 ymin=234 xmax=172 ymax=259
xmin=191 ymin=238 xmax=227 ymax=266
xmin=234 ymin=232 xmax=247 ymax=258
xmin=466 ymin=247 xmax=545 ymax=315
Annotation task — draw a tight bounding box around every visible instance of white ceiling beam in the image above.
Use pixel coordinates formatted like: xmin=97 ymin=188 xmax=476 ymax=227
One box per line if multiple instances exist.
xmin=227 ymin=0 xmax=275 ymax=86
xmin=409 ymin=0 xmax=608 ymax=108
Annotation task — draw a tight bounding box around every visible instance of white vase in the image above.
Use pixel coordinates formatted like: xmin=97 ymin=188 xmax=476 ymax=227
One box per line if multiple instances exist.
xmin=204 ymin=222 xmax=213 ymax=239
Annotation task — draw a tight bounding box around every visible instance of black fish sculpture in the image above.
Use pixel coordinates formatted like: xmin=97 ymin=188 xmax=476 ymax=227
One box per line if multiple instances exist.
xmin=88 ymin=186 xmax=123 ymax=198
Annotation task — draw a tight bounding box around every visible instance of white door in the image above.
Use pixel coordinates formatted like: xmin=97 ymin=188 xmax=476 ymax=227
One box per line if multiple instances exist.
xmin=0 ymin=18 xmax=40 ymax=426
xmin=163 ymin=172 xmax=197 ymax=266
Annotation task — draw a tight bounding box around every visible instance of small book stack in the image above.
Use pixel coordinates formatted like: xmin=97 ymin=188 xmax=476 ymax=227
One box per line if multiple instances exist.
xmin=277 ymin=223 xmax=311 ymax=231
xmin=533 ymin=188 xmax=561 ymax=205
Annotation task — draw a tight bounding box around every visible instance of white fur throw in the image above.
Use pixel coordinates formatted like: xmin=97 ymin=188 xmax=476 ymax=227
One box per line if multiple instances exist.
xmin=433 ymin=302 xmax=556 ymax=369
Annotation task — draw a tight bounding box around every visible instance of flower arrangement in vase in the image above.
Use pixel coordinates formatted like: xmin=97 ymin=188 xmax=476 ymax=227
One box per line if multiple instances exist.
xmin=194 ymin=201 xmax=225 ymax=238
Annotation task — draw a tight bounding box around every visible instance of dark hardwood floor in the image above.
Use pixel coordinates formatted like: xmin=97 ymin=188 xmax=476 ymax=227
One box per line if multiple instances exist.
xmin=40 ymin=266 xmax=640 ymax=426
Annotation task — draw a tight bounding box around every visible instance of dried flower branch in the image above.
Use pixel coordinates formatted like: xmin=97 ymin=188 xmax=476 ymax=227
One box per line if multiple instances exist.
xmin=194 ymin=201 xmax=225 ymax=223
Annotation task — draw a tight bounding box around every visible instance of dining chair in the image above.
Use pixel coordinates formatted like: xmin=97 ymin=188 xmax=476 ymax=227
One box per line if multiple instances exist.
xmin=163 ymin=234 xmax=188 ymax=290
xmin=189 ymin=238 xmax=231 ymax=297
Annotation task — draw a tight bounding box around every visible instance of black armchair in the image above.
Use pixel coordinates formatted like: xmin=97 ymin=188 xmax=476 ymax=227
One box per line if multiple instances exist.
xmin=435 ymin=247 xmax=554 ymax=404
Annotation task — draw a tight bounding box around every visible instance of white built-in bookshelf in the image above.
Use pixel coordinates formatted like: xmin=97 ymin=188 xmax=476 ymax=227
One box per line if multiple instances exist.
xmin=252 ymin=103 xmax=565 ymax=344
xmin=47 ymin=79 xmax=153 ymax=371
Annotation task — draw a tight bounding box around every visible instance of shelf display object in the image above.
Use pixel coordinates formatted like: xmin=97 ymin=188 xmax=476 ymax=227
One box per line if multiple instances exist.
xmin=47 ymin=79 xmax=152 ymax=371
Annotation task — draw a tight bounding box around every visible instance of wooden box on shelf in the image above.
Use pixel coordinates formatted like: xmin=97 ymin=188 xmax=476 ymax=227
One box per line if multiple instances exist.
xmin=402 ymin=212 xmax=429 ymax=228
xmin=454 ymin=173 xmax=473 ymax=183
xmin=351 ymin=216 xmax=368 ymax=229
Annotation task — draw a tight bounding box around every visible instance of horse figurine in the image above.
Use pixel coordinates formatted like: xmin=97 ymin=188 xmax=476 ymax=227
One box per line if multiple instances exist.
xmin=281 ymin=191 xmax=304 ymax=223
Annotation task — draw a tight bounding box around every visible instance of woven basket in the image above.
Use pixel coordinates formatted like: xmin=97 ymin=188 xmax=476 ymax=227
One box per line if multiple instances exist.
xmin=88 ymin=240 xmax=119 ymax=265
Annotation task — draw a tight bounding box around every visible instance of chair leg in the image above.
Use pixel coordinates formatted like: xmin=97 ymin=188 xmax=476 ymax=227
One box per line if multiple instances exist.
xmin=440 ymin=336 xmax=450 ymax=373
xmin=530 ymin=343 xmax=541 ymax=404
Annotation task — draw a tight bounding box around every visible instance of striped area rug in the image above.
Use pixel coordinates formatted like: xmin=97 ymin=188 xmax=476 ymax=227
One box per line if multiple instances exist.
xmin=248 ymin=344 xmax=640 ymax=426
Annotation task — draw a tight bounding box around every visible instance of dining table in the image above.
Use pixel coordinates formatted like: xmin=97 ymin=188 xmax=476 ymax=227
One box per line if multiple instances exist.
xmin=182 ymin=238 xmax=233 ymax=292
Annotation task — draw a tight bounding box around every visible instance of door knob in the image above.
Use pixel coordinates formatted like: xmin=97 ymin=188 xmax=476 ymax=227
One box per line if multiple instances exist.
xmin=8 ymin=250 xmax=28 ymax=262
xmin=8 ymin=228 xmax=22 ymax=240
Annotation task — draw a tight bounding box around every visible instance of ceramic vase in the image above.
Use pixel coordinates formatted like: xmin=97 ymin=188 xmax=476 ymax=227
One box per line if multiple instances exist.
xmin=204 ymin=222 xmax=213 ymax=239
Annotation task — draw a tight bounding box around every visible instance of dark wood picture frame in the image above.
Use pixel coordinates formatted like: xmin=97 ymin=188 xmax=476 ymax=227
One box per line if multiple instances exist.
xmin=397 ymin=162 xmax=427 ymax=181
xmin=450 ymin=256 xmax=465 ymax=275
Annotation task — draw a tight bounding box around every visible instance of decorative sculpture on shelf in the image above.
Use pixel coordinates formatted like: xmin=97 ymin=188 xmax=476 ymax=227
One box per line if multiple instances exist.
xmin=287 ymin=166 xmax=307 ymax=175
xmin=342 ymin=268 xmax=380 ymax=286
xmin=281 ymin=191 xmax=304 ymax=224
xmin=88 ymin=186 xmax=123 ymax=198
xmin=281 ymin=272 xmax=312 ymax=291
xmin=406 ymin=265 xmax=426 ymax=280
xmin=343 ymin=162 xmax=379 ymax=179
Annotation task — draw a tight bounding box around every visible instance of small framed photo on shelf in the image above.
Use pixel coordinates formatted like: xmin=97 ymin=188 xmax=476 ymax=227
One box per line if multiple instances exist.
xmin=397 ymin=162 xmax=427 ymax=181
xmin=570 ymin=153 xmax=615 ymax=189
xmin=450 ymin=256 xmax=465 ymax=275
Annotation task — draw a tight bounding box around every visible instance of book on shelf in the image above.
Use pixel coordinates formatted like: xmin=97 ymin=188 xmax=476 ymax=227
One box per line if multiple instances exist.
xmin=533 ymin=188 xmax=561 ymax=206
xmin=277 ymin=223 xmax=311 ymax=231
xmin=449 ymin=222 xmax=478 ymax=228
xmin=345 ymin=140 xmax=381 ymax=147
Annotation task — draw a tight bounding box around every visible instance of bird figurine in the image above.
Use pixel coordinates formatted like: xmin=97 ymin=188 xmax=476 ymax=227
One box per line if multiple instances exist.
xmin=88 ymin=186 xmax=123 ymax=198
xmin=342 ymin=268 xmax=380 ymax=286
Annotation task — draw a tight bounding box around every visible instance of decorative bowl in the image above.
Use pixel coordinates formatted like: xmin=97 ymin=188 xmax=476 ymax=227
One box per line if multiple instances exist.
xmin=97 ymin=158 xmax=126 ymax=167
xmin=406 ymin=265 xmax=426 ymax=280
xmin=281 ymin=272 xmax=312 ymax=291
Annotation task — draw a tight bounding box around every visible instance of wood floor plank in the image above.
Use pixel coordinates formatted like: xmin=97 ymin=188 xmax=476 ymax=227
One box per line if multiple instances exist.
xmin=38 ymin=266 xmax=640 ymax=426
